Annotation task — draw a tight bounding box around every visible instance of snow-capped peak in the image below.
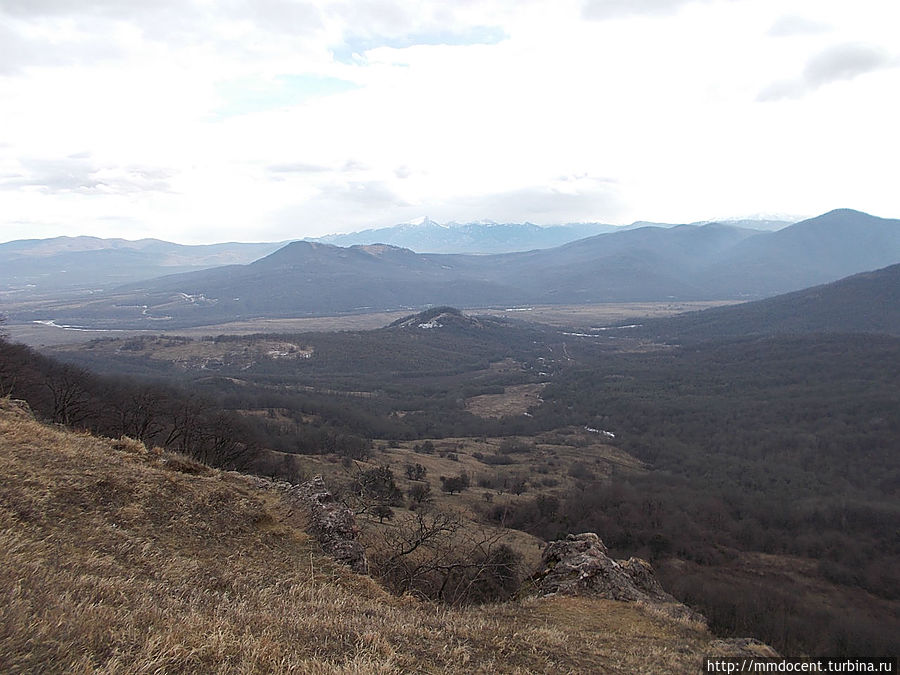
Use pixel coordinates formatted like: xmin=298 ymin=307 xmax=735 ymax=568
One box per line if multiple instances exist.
xmin=401 ymin=216 xmax=445 ymax=228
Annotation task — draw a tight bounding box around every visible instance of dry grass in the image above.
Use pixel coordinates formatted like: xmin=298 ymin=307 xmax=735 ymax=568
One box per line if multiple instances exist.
xmin=6 ymin=301 xmax=739 ymax=348
xmin=472 ymin=301 xmax=739 ymax=328
xmin=0 ymin=400 xmax=717 ymax=673
xmin=465 ymin=384 xmax=546 ymax=419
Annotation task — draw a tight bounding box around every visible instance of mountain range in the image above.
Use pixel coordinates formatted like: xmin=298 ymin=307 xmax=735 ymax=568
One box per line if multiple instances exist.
xmin=0 ymin=236 xmax=286 ymax=292
xmin=4 ymin=209 xmax=897 ymax=330
xmin=0 ymin=217 xmax=795 ymax=294
xmin=306 ymin=216 xmax=794 ymax=254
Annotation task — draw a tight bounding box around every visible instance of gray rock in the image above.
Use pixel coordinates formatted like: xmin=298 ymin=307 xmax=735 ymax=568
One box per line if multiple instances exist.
xmin=532 ymin=533 xmax=704 ymax=623
xmin=291 ymin=475 xmax=368 ymax=574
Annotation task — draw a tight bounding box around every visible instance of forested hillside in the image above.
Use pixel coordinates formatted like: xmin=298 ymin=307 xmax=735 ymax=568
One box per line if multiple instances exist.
xmin=8 ymin=301 xmax=898 ymax=657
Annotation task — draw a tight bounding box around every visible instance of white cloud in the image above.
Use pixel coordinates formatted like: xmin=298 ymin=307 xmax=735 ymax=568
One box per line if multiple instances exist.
xmin=0 ymin=0 xmax=899 ymax=244
xmin=758 ymin=42 xmax=896 ymax=101
xmin=582 ymin=0 xmax=711 ymax=20
xmin=767 ymin=14 xmax=831 ymax=37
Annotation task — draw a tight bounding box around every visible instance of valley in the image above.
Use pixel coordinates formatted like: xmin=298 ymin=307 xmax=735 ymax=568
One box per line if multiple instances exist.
xmin=2 ymin=211 xmax=899 ymax=664
xmin=2 ymin=299 xmax=734 ymax=347
xmin=4 ymin=2 xmax=899 ymax=668
xmin=4 ymin=269 xmax=896 ymax=658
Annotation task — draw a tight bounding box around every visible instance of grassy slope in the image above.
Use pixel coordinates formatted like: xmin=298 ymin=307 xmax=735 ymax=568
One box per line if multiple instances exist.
xmin=0 ymin=400 xmax=722 ymax=674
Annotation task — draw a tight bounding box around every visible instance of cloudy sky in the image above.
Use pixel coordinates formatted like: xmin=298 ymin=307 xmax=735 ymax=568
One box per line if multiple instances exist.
xmin=1 ymin=0 xmax=898 ymax=244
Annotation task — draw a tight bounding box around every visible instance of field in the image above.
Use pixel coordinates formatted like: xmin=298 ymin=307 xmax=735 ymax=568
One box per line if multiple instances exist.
xmin=3 ymin=300 xmax=736 ymax=347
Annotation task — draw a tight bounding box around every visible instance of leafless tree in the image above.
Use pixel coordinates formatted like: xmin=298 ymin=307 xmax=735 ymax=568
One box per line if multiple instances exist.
xmin=367 ymin=507 xmax=521 ymax=605
xmin=107 ymin=387 xmax=166 ymax=443
xmin=44 ymin=364 xmax=91 ymax=426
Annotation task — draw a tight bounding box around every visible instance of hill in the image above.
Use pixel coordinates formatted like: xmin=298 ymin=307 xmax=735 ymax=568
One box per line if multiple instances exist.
xmin=639 ymin=263 xmax=900 ymax=341
xmin=4 ymin=209 xmax=896 ymax=330
xmin=0 ymin=398 xmax=728 ymax=673
xmin=0 ymin=236 xmax=285 ymax=292
xmin=705 ymin=209 xmax=900 ymax=297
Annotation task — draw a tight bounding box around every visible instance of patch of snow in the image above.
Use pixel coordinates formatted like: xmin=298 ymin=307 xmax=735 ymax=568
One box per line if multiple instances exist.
xmin=591 ymin=324 xmax=642 ymax=331
xmin=584 ymin=426 xmax=615 ymax=438
xmin=418 ymin=321 xmax=442 ymax=329
xmin=32 ymin=320 xmax=126 ymax=333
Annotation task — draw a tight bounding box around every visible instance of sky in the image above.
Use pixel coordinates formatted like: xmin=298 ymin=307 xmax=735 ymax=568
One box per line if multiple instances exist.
xmin=0 ymin=0 xmax=898 ymax=244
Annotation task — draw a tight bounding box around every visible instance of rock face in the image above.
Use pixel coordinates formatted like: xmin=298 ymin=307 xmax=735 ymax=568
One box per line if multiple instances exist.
xmin=532 ymin=533 xmax=702 ymax=622
xmin=293 ymin=476 xmax=368 ymax=574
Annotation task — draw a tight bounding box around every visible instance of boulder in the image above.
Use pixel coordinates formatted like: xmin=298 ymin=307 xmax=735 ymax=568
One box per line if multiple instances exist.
xmin=532 ymin=533 xmax=703 ymax=622
xmin=535 ymin=533 xmax=649 ymax=601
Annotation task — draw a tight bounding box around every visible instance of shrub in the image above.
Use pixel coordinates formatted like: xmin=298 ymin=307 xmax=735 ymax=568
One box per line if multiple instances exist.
xmin=439 ymin=473 xmax=470 ymax=494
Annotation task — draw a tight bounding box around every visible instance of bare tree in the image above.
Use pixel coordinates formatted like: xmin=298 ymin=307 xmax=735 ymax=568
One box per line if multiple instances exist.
xmin=107 ymin=387 xmax=166 ymax=443
xmin=44 ymin=364 xmax=91 ymax=426
xmin=198 ymin=410 xmax=256 ymax=469
xmin=367 ymin=507 xmax=522 ymax=605
xmin=0 ymin=321 xmax=18 ymax=398
xmin=164 ymin=395 xmax=209 ymax=454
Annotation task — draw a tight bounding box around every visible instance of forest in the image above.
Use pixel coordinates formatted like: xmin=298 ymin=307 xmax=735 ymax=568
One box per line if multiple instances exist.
xmin=2 ymin=312 xmax=898 ymax=657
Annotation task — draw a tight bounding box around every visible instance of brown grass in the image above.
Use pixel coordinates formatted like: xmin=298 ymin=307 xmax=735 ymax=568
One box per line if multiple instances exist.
xmin=1 ymin=400 xmax=718 ymax=673
xmin=465 ymin=383 xmax=546 ymax=419
xmin=472 ymin=301 xmax=739 ymax=328
xmin=6 ymin=301 xmax=738 ymax=347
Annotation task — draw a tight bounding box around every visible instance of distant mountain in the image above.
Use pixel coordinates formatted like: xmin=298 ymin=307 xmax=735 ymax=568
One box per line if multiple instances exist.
xmin=704 ymin=209 xmax=900 ymax=297
xmin=307 ymin=218 xmax=622 ymax=253
xmin=1 ymin=217 xmax=797 ymax=296
xmin=707 ymin=218 xmax=795 ymax=231
xmin=7 ymin=209 xmax=897 ymax=330
xmin=308 ymin=217 xmax=795 ymax=254
xmin=640 ymin=263 xmax=900 ymax=341
xmin=0 ymin=236 xmax=287 ymax=292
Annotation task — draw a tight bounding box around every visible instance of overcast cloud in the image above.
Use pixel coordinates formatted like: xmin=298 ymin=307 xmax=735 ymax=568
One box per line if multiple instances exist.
xmin=0 ymin=0 xmax=898 ymax=244
xmin=582 ymin=0 xmax=710 ymax=20
xmin=767 ymin=14 xmax=831 ymax=37
xmin=758 ymin=42 xmax=895 ymax=101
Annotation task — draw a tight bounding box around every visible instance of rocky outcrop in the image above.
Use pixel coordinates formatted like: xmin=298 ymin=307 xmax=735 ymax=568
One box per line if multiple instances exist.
xmin=246 ymin=473 xmax=368 ymax=574
xmin=532 ymin=533 xmax=703 ymax=622
xmin=0 ymin=398 xmax=33 ymax=419
xmin=618 ymin=556 xmax=675 ymax=602
xmin=292 ymin=475 xmax=368 ymax=574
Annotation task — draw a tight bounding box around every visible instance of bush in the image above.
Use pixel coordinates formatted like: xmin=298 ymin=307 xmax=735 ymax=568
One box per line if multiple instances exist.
xmin=439 ymin=473 xmax=470 ymax=494
xmin=372 ymin=505 xmax=395 ymax=523
xmin=405 ymin=463 xmax=427 ymax=481
xmin=355 ymin=466 xmax=404 ymax=506
xmin=407 ymin=482 xmax=433 ymax=504
xmin=498 ymin=438 xmax=533 ymax=455
xmin=481 ymin=454 xmax=515 ymax=465
xmin=414 ymin=440 xmax=435 ymax=455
